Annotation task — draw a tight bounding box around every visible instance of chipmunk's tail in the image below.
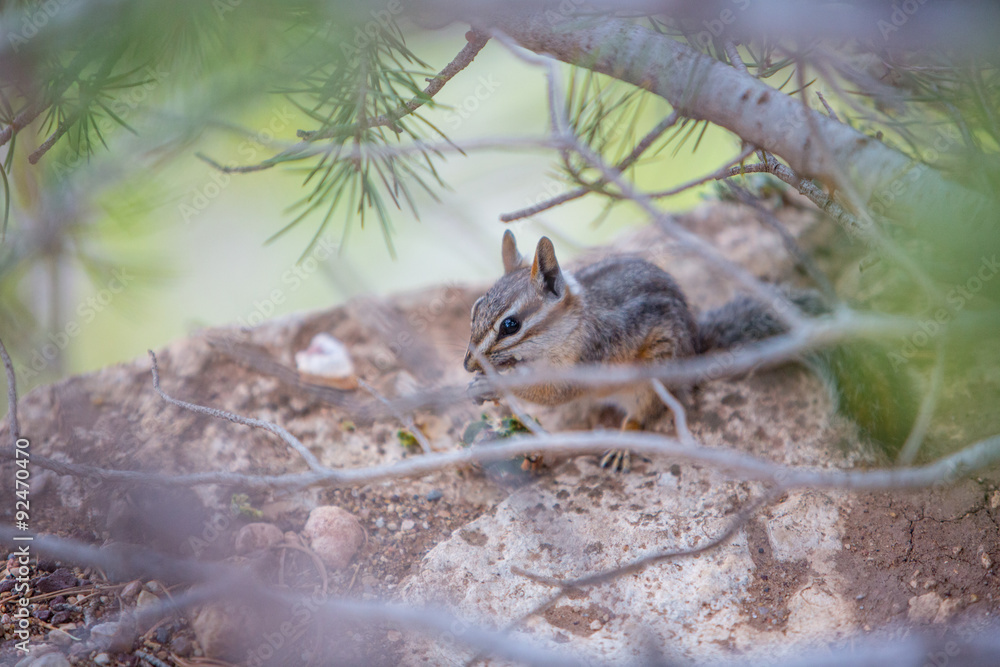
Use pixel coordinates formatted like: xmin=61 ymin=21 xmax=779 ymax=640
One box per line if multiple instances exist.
xmin=696 ymin=289 xmax=920 ymax=458
xmin=695 ymin=289 xmax=828 ymax=353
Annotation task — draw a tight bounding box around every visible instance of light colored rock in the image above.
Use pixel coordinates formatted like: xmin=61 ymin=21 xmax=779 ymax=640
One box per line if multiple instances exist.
xmin=401 ymin=369 xmax=865 ymax=665
xmin=235 ymin=522 xmax=285 ymax=554
xmin=303 ymin=506 xmax=365 ymax=569
xmin=191 ymin=603 xmax=256 ymax=661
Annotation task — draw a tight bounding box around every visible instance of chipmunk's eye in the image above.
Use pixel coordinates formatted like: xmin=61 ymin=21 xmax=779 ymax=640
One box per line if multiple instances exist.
xmin=498 ymin=317 xmax=520 ymax=338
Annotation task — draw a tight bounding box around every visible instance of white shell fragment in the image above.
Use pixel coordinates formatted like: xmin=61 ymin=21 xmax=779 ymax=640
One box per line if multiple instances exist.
xmin=295 ymin=333 xmax=358 ymax=389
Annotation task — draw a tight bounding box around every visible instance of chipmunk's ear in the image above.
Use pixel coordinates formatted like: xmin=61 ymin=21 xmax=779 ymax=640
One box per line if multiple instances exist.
xmin=501 ymin=230 xmax=524 ymax=274
xmin=531 ymin=236 xmax=568 ymax=299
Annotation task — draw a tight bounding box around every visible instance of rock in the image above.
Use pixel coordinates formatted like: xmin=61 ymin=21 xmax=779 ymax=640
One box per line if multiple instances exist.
xmin=93 ymin=653 xmax=111 ymax=666
xmin=401 ymin=370 xmax=864 ymax=665
xmin=51 ymin=611 xmax=70 ymax=624
xmin=170 ymin=635 xmax=194 ymax=657
xmin=303 ymin=506 xmax=365 ymax=569
xmin=120 ymin=580 xmax=142 ymax=601
xmin=47 ymin=629 xmax=74 ymax=646
xmin=89 ymin=621 xmax=133 ymax=653
xmin=426 ymin=489 xmax=443 ymax=502
xmin=401 ymin=519 xmax=416 ymax=531
xmin=235 ymin=522 xmax=285 ymax=554
xmin=190 ymin=603 xmax=258 ymax=662
xmin=34 ymin=568 xmax=76 ymax=594
xmin=26 ymin=654 xmax=71 ymax=667
xmin=136 ymin=589 xmax=160 ymax=610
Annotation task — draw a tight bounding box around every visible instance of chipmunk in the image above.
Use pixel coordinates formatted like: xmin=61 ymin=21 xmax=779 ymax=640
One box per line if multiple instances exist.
xmin=463 ymin=231 xmax=829 ymax=472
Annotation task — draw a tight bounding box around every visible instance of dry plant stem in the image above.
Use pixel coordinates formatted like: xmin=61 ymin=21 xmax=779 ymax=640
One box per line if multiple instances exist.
xmin=896 ymin=349 xmax=946 ymax=466
xmin=650 ymin=379 xmax=693 ymax=447
xmin=357 ymin=377 xmax=433 ymax=454
xmin=721 ymin=156 xmax=858 ymax=230
xmin=499 ymin=110 xmax=681 ymax=222
xmin=299 ymin=30 xmax=492 ymax=141
xmin=816 ymin=91 xmax=841 ymax=122
xmin=147 ymin=350 xmax=325 ymax=472
xmin=0 ymin=333 xmax=19 ymax=446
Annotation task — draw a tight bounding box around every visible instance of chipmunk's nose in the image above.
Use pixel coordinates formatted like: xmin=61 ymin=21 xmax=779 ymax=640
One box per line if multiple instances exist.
xmin=463 ymin=349 xmax=479 ymax=373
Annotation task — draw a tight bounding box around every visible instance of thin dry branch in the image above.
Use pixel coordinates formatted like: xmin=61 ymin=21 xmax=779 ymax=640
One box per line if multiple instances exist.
xmin=499 ymin=111 xmax=680 ymax=222
xmin=648 ymin=144 xmax=756 ymax=199
xmin=298 ymin=30 xmax=492 ymax=141
xmin=148 ymin=350 xmax=325 ymax=472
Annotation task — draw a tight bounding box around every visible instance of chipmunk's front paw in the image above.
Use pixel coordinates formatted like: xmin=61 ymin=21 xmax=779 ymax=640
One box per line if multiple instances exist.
xmin=467 ymin=373 xmax=499 ymax=405
xmin=599 ymin=448 xmax=631 ymax=473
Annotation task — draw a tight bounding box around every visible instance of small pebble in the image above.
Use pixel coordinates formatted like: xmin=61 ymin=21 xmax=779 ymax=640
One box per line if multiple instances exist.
xmin=93 ymin=653 xmax=111 ymax=666
xmin=35 ymin=568 xmax=77 ymax=594
xmin=136 ymin=590 xmax=160 ymax=610
xmin=387 ymin=522 xmax=398 ymax=531
xmin=426 ymin=490 xmax=443 ymax=502
xmin=47 ymin=628 xmax=74 ymax=646
xmin=33 ymin=609 xmax=52 ymax=621
xmin=589 ymin=620 xmax=602 ymax=631
xmin=303 ymin=506 xmax=365 ymax=569
xmin=386 ymin=630 xmax=402 ymax=642
xmin=120 ymin=580 xmax=142 ymax=601
xmin=170 ymin=635 xmax=193 ymax=657
xmin=156 ymin=626 xmax=171 ymax=643
xmin=51 ymin=611 xmax=70 ymax=625
xmin=400 ymin=520 xmax=415 ymax=531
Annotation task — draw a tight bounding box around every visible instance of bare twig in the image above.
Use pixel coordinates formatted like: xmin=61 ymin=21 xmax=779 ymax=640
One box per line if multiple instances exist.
xmin=299 ymin=31 xmax=491 ymax=141
xmin=651 ymin=379 xmax=693 ymax=446
xmin=148 ymin=350 xmax=325 ymax=472
xmin=816 ymin=91 xmax=841 ymax=122
xmin=499 ymin=111 xmax=681 ymax=222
